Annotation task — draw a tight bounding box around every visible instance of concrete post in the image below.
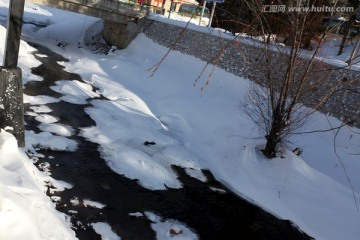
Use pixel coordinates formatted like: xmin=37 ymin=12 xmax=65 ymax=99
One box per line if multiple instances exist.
xmin=0 ymin=68 xmax=25 ymax=147
xmin=3 ymin=0 xmax=25 ymax=68
xmin=0 ymin=0 xmax=25 ymax=147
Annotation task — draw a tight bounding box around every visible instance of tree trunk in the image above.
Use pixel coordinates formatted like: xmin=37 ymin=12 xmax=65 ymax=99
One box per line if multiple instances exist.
xmin=266 ymin=33 xmax=271 ymax=44
xmin=263 ymin=113 xmax=284 ymax=158
xmin=338 ymin=17 xmax=353 ymax=56
xmin=346 ymin=36 xmax=360 ymax=65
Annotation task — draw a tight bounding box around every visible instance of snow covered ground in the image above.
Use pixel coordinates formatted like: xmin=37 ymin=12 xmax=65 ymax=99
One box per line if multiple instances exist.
xmin=0 ymin=0 xmax=359 ymax=239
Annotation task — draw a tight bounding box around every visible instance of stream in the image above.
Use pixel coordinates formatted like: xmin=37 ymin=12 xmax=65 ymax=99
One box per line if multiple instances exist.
xmin=23 ymin=42 xmax=313 ymax=240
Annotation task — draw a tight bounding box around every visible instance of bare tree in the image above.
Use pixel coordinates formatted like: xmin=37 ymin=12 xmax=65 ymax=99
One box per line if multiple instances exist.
xmin=147 ymin=0 xmax=359 ymax=209
xmin=241 ymin=0 xmax=347 ymax=158
xmin=337 ymin=0 xmax=359 ymax=56
xmin=148 ymin=0 xmax=357 ymax=159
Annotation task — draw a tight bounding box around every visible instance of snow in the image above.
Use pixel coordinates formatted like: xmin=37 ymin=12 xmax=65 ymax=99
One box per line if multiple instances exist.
xmin=152 ymin=12 xmax=210 ymax=27
xmin=50 ymin=80 xmax=100 ymax=104
xmin=0 ymin=130 xmax=76 ymax=240
xmin=83 ymin=199 xmax=106 ymax=209
xmin=38 ymin=123 xmax=74 ymax=137
xmin=26 ymin=131 xmax=78 ymax=152
xmin=129 ymin=211 xmax=199 ymax=239
xmin=91 ymin=222 xmax=121 ymax=240
xmin=24 ymin=94 xmax=60 ymax=105
xmin=0 ymin=1 xmax=359 ymax=240
xmin=29 ymin=105 xmax=52 ymax=113
xmin=145 ymin=211 xmax=199 ymax=240
xmin=80 ymin=98 xmax=204 ymax=190
xmin=34 ymin=113 xmax=58 ymax=124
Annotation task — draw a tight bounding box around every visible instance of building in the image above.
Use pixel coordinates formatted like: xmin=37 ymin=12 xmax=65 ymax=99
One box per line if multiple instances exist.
xmin=149 ymin=0 xmax=199 ymax=13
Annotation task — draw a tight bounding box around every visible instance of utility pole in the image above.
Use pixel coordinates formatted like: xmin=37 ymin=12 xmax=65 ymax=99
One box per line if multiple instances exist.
xmin=0 ymin=0 xmax=25 ymax=147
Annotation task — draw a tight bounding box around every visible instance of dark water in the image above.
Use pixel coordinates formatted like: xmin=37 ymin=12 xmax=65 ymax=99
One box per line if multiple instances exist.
xmin=24 ymin=42 xmax=313 ymax=240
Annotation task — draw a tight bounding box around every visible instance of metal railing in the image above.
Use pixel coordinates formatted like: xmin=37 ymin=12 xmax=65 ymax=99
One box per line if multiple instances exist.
xmin=75 ymin=0 xmax=148 ymax=17
xmin=26 ymin=0 xmax=149 ymax=19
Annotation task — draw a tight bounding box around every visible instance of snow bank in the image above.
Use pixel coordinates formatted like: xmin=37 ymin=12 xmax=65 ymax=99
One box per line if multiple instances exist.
xmin=0 ymin=130 xmax=76 ymax=240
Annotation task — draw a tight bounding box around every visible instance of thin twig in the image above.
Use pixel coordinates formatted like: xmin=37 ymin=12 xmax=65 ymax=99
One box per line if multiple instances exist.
xmin=333 ymin=125 xmax=360 ymax=212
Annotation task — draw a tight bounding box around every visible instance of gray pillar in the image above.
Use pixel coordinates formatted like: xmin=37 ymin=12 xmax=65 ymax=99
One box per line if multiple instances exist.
xmin=0 ymin=67 xmax=25 ymax=147
xmin=1 ymin=0 xmax=25 ymax=147
xmin=3 ymin=0 xmax=25 ymax=68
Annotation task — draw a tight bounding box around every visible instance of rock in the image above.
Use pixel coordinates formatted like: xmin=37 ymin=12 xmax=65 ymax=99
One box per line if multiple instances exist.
xmin=144 ymin=141 xmax=156 ymax=146
xmin=292 ymin=147 xmax=303 ymax=156
xmin=170 ymin=227 xmax=183 ymax=236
